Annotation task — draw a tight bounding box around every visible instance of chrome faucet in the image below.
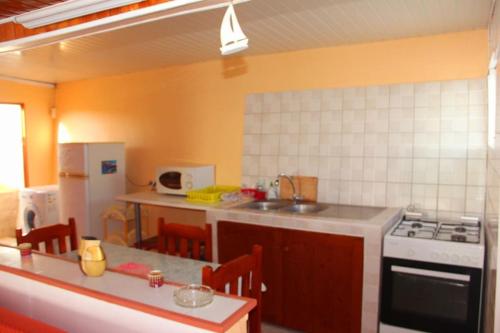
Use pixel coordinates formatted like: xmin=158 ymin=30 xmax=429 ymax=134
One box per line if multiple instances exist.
xmin=277 ymin=173 xmax=303 ymax=203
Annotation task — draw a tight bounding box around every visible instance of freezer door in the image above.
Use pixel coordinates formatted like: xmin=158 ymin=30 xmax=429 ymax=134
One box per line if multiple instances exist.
xmin=58 ymin=143 xmax=88 ymax=175
xmin=87 ymin=143 xmax=126 ymax=240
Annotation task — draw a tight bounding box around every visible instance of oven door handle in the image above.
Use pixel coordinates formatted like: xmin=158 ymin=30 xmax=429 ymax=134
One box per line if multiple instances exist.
xmin=391 ymin=265 xmax=471 ymax=282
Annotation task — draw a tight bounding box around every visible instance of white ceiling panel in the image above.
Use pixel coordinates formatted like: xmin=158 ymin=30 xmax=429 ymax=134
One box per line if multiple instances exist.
xmin=0 ymin=0 xmax=492 ymax=83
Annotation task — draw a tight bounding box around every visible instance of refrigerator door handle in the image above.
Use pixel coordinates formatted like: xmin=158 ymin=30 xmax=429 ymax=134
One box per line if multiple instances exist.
xmin=59 ymin=172 xmax=89 ymax=179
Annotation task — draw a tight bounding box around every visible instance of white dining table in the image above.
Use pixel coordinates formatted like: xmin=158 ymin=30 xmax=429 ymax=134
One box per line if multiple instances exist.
xmin=63 ymin=242 xmax=219 ymax=285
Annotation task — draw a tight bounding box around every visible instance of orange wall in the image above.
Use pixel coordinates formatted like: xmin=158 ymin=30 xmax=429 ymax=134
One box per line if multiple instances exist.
xmin=0 ymin=79 xmax=56 ymax=186
xmin=55 ymin=30 xmax=488 ymax=188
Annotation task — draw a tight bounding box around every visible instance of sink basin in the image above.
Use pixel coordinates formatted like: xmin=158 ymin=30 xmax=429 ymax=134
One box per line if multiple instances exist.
xmin=242 ymin=200 xmax=290 ymax=211
xmin=283 ymin=203 xmax=328 ymax=214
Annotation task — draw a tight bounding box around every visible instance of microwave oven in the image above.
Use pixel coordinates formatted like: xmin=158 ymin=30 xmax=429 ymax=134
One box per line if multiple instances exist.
xmin=156 ymin=165 xmax=215 ymax=195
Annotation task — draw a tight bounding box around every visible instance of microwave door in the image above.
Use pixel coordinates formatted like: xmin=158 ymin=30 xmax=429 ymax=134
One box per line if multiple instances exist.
xmin=159 ymin=171 xmax=182 ymax=190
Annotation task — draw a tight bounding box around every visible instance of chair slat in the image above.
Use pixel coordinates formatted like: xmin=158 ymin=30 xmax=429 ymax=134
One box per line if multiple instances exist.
xmin=202 ymin=245 xmax=263 ymax=333
xmin=15 ymin=219 xmax=78 ymax=255
xmin=156 ymin=218 xmax=212 ymax=262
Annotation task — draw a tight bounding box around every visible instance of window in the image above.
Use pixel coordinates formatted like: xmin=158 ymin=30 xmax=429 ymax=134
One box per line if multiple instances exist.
xmin=0 ymin=104 xmax=25 ymax=192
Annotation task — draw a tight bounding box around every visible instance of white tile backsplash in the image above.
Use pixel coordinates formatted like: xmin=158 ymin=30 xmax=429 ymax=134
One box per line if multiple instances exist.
xmin=243 ymin=78 xmax=488 ymax=217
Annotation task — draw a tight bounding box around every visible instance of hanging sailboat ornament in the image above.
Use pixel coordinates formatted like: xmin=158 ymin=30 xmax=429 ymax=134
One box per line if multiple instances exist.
xmin=220 ymin=3 xmax=248 ymax=55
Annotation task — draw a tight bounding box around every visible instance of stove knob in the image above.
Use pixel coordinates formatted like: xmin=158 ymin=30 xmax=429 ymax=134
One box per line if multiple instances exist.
xmin=440 ymin=253 xmax=449 ymax=261
xmin=451 ymin=255 xmax=459 ymax=263
xmin=430 ymin=252 xmax=439 ymax=260
xmin=461 ymin=256 xmax=470 ymax=265
xmin=406 ymin=249 xmax=415 ymax=258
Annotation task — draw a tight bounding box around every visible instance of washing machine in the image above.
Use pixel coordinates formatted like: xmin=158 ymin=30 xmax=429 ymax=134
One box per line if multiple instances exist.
xmin=17 ymin=185 xmax=60 ymax=235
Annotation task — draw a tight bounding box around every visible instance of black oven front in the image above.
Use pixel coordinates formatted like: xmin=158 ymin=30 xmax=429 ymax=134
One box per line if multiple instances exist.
xmin=380 ymin=257 xmax=483 ymax=333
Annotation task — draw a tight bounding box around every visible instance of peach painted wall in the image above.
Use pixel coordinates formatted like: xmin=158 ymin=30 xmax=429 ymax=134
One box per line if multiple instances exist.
xmin=0 ymin=79 xmax=55 ymax=237
xmin=55 ymin=30 xmax=488 ymax=188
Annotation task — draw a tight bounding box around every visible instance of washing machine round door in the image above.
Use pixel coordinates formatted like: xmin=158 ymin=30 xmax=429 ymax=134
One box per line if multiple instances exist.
xmin=22 ymin=205 xmax=40 ymax=235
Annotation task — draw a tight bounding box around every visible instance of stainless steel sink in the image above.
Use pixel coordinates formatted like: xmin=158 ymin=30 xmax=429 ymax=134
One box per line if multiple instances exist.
xmin=283 ymin=203 xmax=328 ymax=214
xmin=242 ymin=200 xmax=290 ymax=211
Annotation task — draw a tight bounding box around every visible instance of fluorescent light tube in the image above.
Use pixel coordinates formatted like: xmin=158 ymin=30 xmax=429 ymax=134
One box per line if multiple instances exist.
xmin=14 ymin=0 xmax=146 ymax=29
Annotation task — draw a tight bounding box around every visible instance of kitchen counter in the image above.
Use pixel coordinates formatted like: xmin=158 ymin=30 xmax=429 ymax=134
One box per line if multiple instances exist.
xmin=118 ymin=191 xmax=402 ymax=333
xmin=0 ymin=245 xmax=254 ymax=333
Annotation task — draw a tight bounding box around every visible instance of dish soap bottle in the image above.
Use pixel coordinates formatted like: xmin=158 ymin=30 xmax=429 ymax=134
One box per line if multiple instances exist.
xmin=266 ymin=181 xmax=278 ymax=200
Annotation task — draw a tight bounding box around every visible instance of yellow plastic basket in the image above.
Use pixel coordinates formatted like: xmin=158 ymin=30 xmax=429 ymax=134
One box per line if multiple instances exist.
xmin=186 ymin=186 xmax=240 ymax=203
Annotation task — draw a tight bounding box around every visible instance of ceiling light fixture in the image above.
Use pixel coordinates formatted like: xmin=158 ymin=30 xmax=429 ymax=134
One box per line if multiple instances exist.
xmin=220 ymin=3 xmax=248 ymax=56
xmin=14 ymin=0 xmax=147 ymax=29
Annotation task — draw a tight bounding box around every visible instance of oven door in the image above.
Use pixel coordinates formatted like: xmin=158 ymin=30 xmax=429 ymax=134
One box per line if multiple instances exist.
xmin=380 ymin=257 xmax=482 ymax=333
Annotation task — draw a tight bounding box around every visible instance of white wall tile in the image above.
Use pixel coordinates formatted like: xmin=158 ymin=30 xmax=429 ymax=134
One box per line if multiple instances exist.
xmin=386 ymin=183 xmax=412 ymax=208
xmin=320 ymin=110 xmax=342 ymax=133
xmin=300 ymin=112 xmax=321 ymax=133
xmin=319 ymin=133 xmax=342 ymax=157
xmin=414 ymin=132 xmax=440 ymax=158
xmin=281 ymin=91 xmax=301 ymax=113
xmin=466 ymin=186 xmax=485 ymax=215
xmin=387 ymin=158 xmax=413 ymax=183
xmin=262 ymin=93 xmax=281 ymax=113
xmin=467 ymin=159 xmax=486 ymax=186
xmin=414 ymin=82 xmax=440 ymax=108
xmin=299 ymin=134 xmax=320 ymax=156
xmin=321 ymin=89 xmax=343 ymax=111
xmin=243 ymin=134 xmax=261 ymax=155
xmin=388 ymin=133 xmax=413 ymax=157
xmin=412 ymin=184 xmax=438 ymax=211
xmin=243 ymin=78 xmax=487 ymax=213
xmin=318 ymin=157 xmax=341 ymax=180
xmin=390 ymin=83 xmax=414 ymax=108
xmin=364 ymin=133 xmax=388 ymax=157
xmin=342 ymin=133 xmax=365 ymax=157
xmin=280 ymin=112 xmax=300 ymax=134
xmin=340 ymin=157 xmax=364 ymax=181
xmin=260 ymin=134 xmax=280 ymax=155
xmin=365 ymin=109 xmax=389 ymax=133
xmin=261 ymin=113 xmax=281 ymax=134
xmin=438 ymin=185 xmax=466 ymax=212
xmin=363 ymin=158 xmax=387 ymax=182
xmin=343 ymin=87 xmax=366 ymax=110
xmin=342 ymin=109 xmax=365 ymax=133
xmin=414 ymin=107 xmax=440 ymax=132
xmin=362 ymin=182 xmax=387 ymax=206
xmin=389 ymin=108 xmax=414 ymax=133
xmin=413 ymin=158 xmax=439 ymax=184
xmin=439 ymin=158 xmax=467 ymax=185
xmin=244 ymin=114 xmax=262 ymax=134
xmin=440 ymin=132 xmax=468 ymax=158
xmin=366 ymin=86 xmax=389 ymax=109
xmin=339 ymin=181 xmax=363 ymax=205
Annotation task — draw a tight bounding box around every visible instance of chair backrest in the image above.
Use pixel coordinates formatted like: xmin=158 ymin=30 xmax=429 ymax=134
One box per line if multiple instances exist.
xmin=15 ymin=218 xmax=78 ymax=254
xmin=202 ymin=245 xmax=262 ymax=333
xmin=157 ymin=218 xmax=212 ymax=262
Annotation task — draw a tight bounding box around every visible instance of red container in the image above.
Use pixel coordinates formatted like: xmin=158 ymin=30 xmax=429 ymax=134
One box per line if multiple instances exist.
xmin=18 ymin=243 xmax=32 ymax=256
xmin=254 ymin=190 xmax=267 ymax=200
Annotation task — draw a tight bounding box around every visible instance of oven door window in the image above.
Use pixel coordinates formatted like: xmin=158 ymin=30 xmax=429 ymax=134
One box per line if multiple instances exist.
xmin=159 ymin=171 xmax=182 ymax=190
xmin=381 ymin=258 xmax=482 ymax=333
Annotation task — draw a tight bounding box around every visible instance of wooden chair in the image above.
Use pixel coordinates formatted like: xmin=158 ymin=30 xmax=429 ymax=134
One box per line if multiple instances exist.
xmin=15 ymin=218 xmax=78 ymax=254
xmin=202 ymin=245 xmax=263 ymax=333
xmin=157 ymin=218 xmax=212 ymax=261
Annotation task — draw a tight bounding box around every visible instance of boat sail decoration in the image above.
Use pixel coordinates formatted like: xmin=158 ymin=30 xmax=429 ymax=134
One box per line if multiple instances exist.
xmin=220 ymin=4 xmax=248 ymax=56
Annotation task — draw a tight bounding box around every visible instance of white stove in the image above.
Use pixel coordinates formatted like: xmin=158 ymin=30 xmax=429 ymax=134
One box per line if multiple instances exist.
xmin=384 ymin=214 xmax=484 ymax=268
xmin=380 ymin=213 xmax=485 ymax=333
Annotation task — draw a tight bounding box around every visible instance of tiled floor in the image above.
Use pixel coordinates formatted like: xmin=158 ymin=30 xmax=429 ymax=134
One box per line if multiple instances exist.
xmin=262 ymin=323 xmax=302 ymax=333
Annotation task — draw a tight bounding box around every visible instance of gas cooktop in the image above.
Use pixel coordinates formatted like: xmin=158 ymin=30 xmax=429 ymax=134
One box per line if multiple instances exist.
xmin=391 ymin=216 xmax=480 ymax=244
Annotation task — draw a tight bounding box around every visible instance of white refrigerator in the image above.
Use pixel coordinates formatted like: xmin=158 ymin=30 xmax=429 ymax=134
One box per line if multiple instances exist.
xmin=58 ymin=143 xmax=125 ymax=241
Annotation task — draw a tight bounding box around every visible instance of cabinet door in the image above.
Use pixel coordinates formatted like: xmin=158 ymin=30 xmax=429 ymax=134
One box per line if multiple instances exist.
xmin=218 ymin=221 xmax=284 ymax=324
xmin=281 ymin=229 xmax=363 ymax=333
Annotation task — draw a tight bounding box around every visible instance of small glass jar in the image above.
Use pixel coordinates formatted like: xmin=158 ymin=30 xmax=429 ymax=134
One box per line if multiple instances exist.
xmin=148 ymin=270 xmax=164 ymax=288
xmin=18 ymin=243 xmax=32 ymax=256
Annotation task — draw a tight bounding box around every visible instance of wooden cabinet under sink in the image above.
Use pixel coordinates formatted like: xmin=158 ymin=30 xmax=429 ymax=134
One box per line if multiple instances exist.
xmin=217 ymin=221 xmax=363 ymax=333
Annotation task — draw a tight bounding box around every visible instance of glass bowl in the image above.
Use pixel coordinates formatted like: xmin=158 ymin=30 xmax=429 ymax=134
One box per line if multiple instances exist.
xmin=174 ymin=284 xmax=214 ymax=308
